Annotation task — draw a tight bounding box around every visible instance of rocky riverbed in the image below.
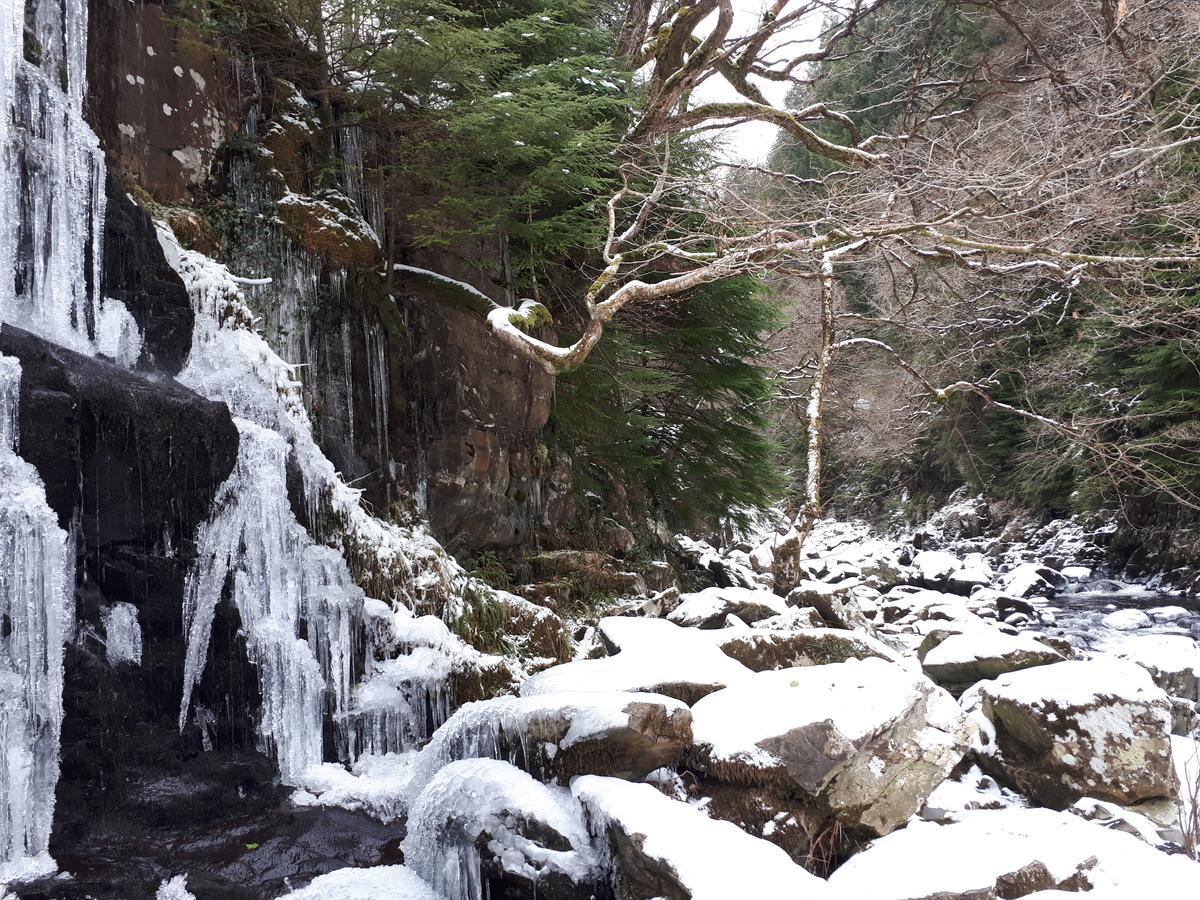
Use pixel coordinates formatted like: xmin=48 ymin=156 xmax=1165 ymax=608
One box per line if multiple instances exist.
xmin=15 ymin=497 xmax=1198 ymax=899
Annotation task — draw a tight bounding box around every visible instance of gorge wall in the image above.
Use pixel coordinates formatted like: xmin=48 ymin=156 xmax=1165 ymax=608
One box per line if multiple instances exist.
xmin=0 ymin=0 xmax=578 ymax=891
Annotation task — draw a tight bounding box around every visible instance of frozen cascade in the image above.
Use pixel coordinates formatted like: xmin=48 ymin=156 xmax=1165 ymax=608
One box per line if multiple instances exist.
xmin=0 ymin=355 xmax=73 ymax=879
xmin=178 ymin=418 xmax=364 ymax=782
xmin=163 ymin=224 xmax=466 ymax=782
xmin=0 ymin=0 xmax=141 ymax=364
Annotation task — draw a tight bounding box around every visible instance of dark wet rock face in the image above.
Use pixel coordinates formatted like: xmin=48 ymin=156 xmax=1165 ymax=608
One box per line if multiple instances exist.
xmin=0 ymin=325 xmax=237 ymax=557
xmin=17 ymin=801 xmax=402 ymax=900
xmin=101 ymin=175 xmax=195 ymax=374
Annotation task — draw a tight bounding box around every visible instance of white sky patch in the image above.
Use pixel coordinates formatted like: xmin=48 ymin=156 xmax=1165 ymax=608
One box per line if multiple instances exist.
xmin=686 ymin=0 xmax=826 ymax=163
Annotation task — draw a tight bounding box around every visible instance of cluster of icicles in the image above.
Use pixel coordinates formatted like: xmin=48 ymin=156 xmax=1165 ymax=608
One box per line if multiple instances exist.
xmin=0 ymin=0 xmax=449 ymax=880
xmin=0 ymin=0 xmax=101 ymax=880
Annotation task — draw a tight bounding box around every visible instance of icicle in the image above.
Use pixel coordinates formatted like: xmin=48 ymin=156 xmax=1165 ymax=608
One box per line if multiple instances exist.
xmin=0 ymin=354 xmax=73 ymax=879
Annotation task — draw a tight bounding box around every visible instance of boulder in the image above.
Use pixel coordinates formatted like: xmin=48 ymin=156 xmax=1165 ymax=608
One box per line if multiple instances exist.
xmin=828 ymin=807 xmax=1200 ymax=899
xmin=756 ymin=607 xmax=828 ymax=630
xmin=521 ymin=618 xmax=753 ymax=705
xmin=492 ymin=589 xmax=571 ymax=663
xmin=1114 ymin=633 xmax=1200 ymax=702
xmin=918 ymin=627 xmax=1064 ymax=695
xmin=786 ymin=580 xmax=874 ymax=632
xmin=968 ymin=659 xmax=1177 ymax=808
xmin=712 ymin=628 xmax=897 ymax=672
xmin=999 ymin=563 xmax=1063 ymax=598
xmin=687 ymin=659 xmax=972 ymax=838
xmin=880 ymin=588 xmax=974 ymax=626
xmin=667 ymin=586 xmax=787 ymax=629
xmin=914 ymin=493 xmax=990 ymax=547
xmin=403 ymin=759 xmax=602 ymax=900
xmin=1149 ymin=605 xmax=1192 ymax=622
xmin=946 ymin=554 xmax=994 ymax=596
xmin=911 ymin=550 xmax=962 ymax=589
xmin=1101 ymin=608 xmax=1152 ymax=630
xmin=407 ymin=691 xmax=693 ymax=796
xmin=571 ymin=775 xmax=829 ymax=900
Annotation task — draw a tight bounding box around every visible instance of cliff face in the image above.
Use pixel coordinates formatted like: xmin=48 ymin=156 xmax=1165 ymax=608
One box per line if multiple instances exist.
xmin=85 ymin=0 xmax=571 ymax=557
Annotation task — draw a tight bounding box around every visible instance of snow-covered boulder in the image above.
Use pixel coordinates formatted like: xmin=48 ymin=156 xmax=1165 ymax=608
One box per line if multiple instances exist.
xmin=403 ymin=759 xmax=601 ymax=900
xmin=1149 ymin=605 xmax=1192 ymax=623
xmin=946 ymin=553 xmax=994 ymax=596
xmin=756 ymin=606 xmax=827 ymax=630
xmin=572 ymin=775 xmax=829 ymax=899
xmin=785 ymin=580 xmax=875 ymax=631
xmin=969 ymin=659 xmax=1177 ymax=808
xmin=279 ymin=865 xmax=439 ymax=899
xmin=407 ymin=692 xmax=692 ymax=797
xmin=914 ymin=493 xmax=990 ymax=548
xmin=667 ymin=586 xmax=787 ymax=629
xmin=688 ymin=658 xmax=972 ymax=837
xmin=911 ymin=550 xmax=962 ymax=589
xmin=828 ymin=807 xmax=1200 ymax=899
xmin=918 ymin=627 xmax=1063 ymax=696
xmin=1101 ymin=608 xmax=1153 ymax=630
xmin=711 ymin=628 xmax=898 ymax=673
xmin=999 ymin=563 xmax=1063 ymax=598
xmin=1115 ymin=633 xmax=1200 ymax=702
xmin=879 ymin=588 xmax=974 ymax=626
xmin=523 ymin=618 xmax=753 ymax=705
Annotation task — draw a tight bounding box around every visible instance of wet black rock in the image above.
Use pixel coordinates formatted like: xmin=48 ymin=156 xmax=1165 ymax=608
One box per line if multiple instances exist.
xmin=101 ymin=174 xmax=195 ymax=374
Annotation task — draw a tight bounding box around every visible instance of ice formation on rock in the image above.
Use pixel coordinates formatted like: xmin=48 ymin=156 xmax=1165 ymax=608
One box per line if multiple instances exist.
xmin=402 ymin=758 xmax=600 ymax=900
xmin=102 ymin=602 xmax=143 ymax=666
xmin=0 ymin=355 xmax=73 ymax=878
xmin=178 ymin=418 xmax=365 ymax=781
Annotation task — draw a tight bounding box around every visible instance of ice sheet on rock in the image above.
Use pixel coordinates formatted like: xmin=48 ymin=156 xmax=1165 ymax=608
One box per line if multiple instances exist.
xmin=344 ymin=647 xmax=452 ymax=759
xmin=572 ymin=775 xmax=828 ymax=899
xmin=294 ymin=751 xmax=417 ymax=823
xmin=0 ymin=355 xmax=73 ymax=876
xmin=102 ymin=602 xmax=143 ymax=666
xmin=163 ymin=223 xmax=468 ymax=614
xmin=522 ymin=617 xmax=752 ymax=701
xmin=279 ymin=865 xmax=439 ymax=900
xmin=402 ymin=758 xmax=599 ymax=900
xmin=828 ymin=807 xmax=1200 ymax=899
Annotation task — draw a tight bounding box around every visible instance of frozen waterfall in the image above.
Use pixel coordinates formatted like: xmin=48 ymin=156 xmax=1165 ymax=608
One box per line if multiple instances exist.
xmin=0 ymin=354 xmax=73 ymax=880
xmin=0 ymin=0 xmax=141 ymax=364
xmin=178 ymin=418 xmax=365 ymax=782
